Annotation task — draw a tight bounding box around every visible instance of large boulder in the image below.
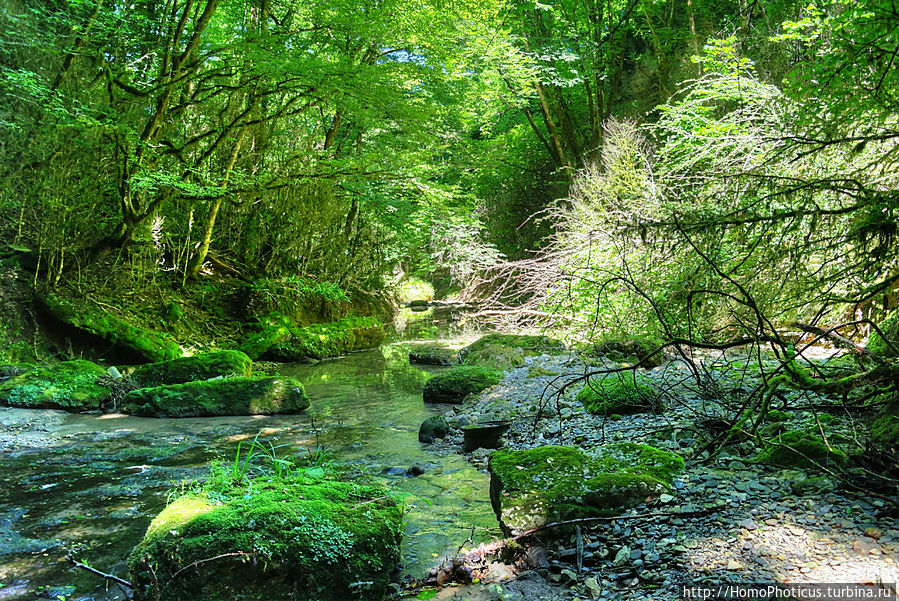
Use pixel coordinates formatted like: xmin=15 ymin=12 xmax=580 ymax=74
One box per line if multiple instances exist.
xmin=422 ymin=366 xmax=502 ymax=404
xmin=419 ymin=415 xmax=450 ymax=443
xmin=754 ymin=429 xmax=848 ymax=468
xmin=130 ymin=350 xmax=253 ymax=388
xmin=39 ymin=293 xmax=181 ymax=363
xmin=409 ymin=345 xmax=458 ymax=366
xmin=239 ymin=314 xmax=385 ymax=361
xmin=0 ymin=360 xmax=110 ymax=412
xmin=575 ymin=372 xmax=662 ymax=415
xmin=123 ymin=376 xmax=309 ymax=417
xmin=459 ymin=334 xmax=564 ymax=362
xmin=588 ymin=338 xmax=665 ymax=368
xmin=488 ymin=444 xmax=683 ymax=535
xmin=129 ymin=474 xmax=402 ymax=601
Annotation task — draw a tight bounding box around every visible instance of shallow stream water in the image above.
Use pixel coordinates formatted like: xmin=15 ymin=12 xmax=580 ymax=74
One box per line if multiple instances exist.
xmin=0 ymin=309 xmax=498 ymax=600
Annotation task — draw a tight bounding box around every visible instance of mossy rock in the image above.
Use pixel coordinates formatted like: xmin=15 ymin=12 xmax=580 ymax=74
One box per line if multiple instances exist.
xmin=409 ymin=346 xmax=458 ymax=366
xmin=39 ymin=293 xmax=181 ymax=363
xmin=488 ymin=444 xmax=683 ymax=535
xmin=460 ymin=343 xmax=526 ymax=370
xmin=419 ymin=415 xmax=450 ymax=443
xmin=422 ymin=366 xmax=502 ymax=404
xmin=867 ymin=310 xmax=899 ymax=357
xmin=766 ymin=409 xmax=792 ymax=422
xmin=528 ymin=366 xmax=559 ymax=378
xmin=130 ymin=350 xmax=252 ymax=388
xmin=459 ymin=334 xmax=564 ymax=361
xmin=243 ymin=315 xmax=385 ymax=362
xmin=589 ymin=337 xmax=664 ymax=368
xmin=123 ymin=376 xmax=309 ymax=417
xmin=576 ymin=373 xmax=661 ymax=415
xmin=129 ymin=475 xmax=402 ymax=601
xmin=0 ymin=360 xmax=110 ymax=412
xmin=870 ymin=415 xmax=898 ymax=452
xmin=755 ymin=430 xmax=848 ymax=468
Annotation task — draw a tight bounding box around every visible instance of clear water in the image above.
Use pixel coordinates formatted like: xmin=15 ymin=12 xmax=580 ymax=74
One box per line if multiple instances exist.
xmin=0 ymin=310 xmax=498 ymax=600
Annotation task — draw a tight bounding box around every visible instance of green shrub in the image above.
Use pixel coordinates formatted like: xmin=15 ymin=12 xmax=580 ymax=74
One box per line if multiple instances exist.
xmin=395 ymin=277 xmax=435 ymax=303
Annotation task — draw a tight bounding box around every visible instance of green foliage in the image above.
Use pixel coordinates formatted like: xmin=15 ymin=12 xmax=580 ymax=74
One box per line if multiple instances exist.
xmin=123 ymin=376 xmax=309 ymax=418
xmin=0 ymin=360 xmax=109 ymax=412
xmin=868 ymin=311 xmax=899 ymax=358
xmin=246 ymin=277 xmax=348 ymax=320
xmin=395 ymin=277 xmax=435 ymax=303
xmin=870 ymin=415 xmax=898 ymax=452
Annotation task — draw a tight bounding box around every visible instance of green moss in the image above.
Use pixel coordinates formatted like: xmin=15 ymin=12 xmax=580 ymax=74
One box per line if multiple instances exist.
xmin=408 ymin=345 xmax=457 ymax=366
xmin=868 ymin=311 xmax=899 ymax=357
xmin=765 ymin=409 xmax=792 ymax=422
xmin=40 ymin=293 xmax=181 ymax=362
xmin=130 ymin=350 xmax=252 ymax=387
xmin=755 ymin=429 xmax=848 ymax=468
xmin=461 ymin=344 xmax=526 ymax=370
xmin=870 ymin=415 xmax=899 ymax=451
xmin=241 ymin=315 xmax=385 ymax=361
xmin=488 ymin=444 xmax=683 ymax=535
xmin=528 ymin=366 xmax=559 ymax=378
xmin=588 ymin=337 xmax=665 ymax=367
xmin=422 ymin=366 xmax=502 ymax=404
xmin=129 ymin=472 xmax=402 ymax=601
xmin=0 ymin=359 xmax=110 ymax=412
xmin=460 ymin=334 xmax=564 ymax=359
xmin=395 ymin=277 xmax=435 ymax=303
xmin=124 ymin=376 xmax=309 ymax=417
xmin=576 ymin=372 xmax=660 ymax=415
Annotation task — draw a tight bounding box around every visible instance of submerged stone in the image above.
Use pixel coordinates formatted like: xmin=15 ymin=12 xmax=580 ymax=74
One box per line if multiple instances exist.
xmin=129 ymin=476 xmax=402 ymax=601
xmin=130 ymin=350 xmax=253 ymax=388
xmin=422 ymin=366 xmax=502 ymax=404
xmin=39 ymin=293 xmax=182 ymax=362
xmin=123 ymin=376 xmax=309 ymax=417
xmin=488 ymin=444 xmax=683 ymax=535
xmin=0 ymin=360 xmax=110 ymax=412
xmin=576 ymin=372 xmax=661 ymax=415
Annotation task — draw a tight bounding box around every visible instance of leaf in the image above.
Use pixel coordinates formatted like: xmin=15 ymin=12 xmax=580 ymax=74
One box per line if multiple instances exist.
xmin=417 ymin=589 xmax=439 ymax=599
xmin=304 ymin=466 xmax=325 ymax=479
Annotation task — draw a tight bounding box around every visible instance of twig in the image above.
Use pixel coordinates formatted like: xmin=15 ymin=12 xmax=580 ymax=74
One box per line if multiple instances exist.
xmin=66 ymin=555 xmax=132 ymax=588
xmin=170 ymin=552 xmax=254 ymax=580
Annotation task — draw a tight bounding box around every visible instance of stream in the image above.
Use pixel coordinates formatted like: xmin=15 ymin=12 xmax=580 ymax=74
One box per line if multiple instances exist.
xmin=0 ymin=308 xmax=499 ymax=600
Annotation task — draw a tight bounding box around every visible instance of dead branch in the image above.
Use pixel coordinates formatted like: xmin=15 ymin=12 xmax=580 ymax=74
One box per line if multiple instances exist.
xmin=66 ymin=555 xmax=132 ymax=588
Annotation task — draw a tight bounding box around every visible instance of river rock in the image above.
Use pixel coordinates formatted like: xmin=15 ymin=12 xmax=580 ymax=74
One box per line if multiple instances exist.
xmin=423 ymin=366 xmax=502 ymax=404
xmin=409 ymin=346 xmax=458 ymax=366
xmin=0 ymin=360 xmax=111 ymax=412
xmin=123 ymin=376 xmax=309 ymax=417
xmin=487 ymin=444 xmax=684 ymax=535
xmin=130 ymin=350 xmax=252 ymax=388
xmin=128 ymin=477 xmax=402 ymax=601
xmin=419 ymin=416 xmax=450 ymax=443
xmin=575 ymin=372 xmax=662 ymax=415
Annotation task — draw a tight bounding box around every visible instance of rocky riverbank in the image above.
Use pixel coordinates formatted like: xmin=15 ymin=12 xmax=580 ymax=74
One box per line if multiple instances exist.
xmin=418 ymin=345 xmax=898 ymax=601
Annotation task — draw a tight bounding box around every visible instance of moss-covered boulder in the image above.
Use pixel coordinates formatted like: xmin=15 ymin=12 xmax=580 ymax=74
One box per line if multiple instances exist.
xmin=755 ymin=430 xmax=848 ymax=468
xmin=129 ymin=474 xmax=402 ymax=601
xmin=124 ymin=376 xmax=309 ymax=417
xmin=39 ymin=293 xmax=181 ymax=363
xmin=870 ymin=415 xmax=898 ymax=452
xmin=576 ymin=373 xmax=661 ymax=415
xmin=423 ymin=366 xmax=502 ymax=404
xmin=461 ymin=344 xmax=526 ymax=370
xmin=0 ymin=360 xmax=110 ymax=412
xmin=488 ymin=444 xmax=683 ymax=535
xmin=130 ymin=350 xmax=253 ymax=388
xmin=867 ymin=311 xmax=899 ymax=357
xmin=419 ymin=415 xmax=450 ymax=443
xmin=589 ymin=338 xmax=664 ymax=368
xmin=408 ymin=346 xmax=458 ymax=366
xmin=459 ymin=334 xmax=564 ymax=361
xmin=240 ymin=314 xmax=385 ymax=361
